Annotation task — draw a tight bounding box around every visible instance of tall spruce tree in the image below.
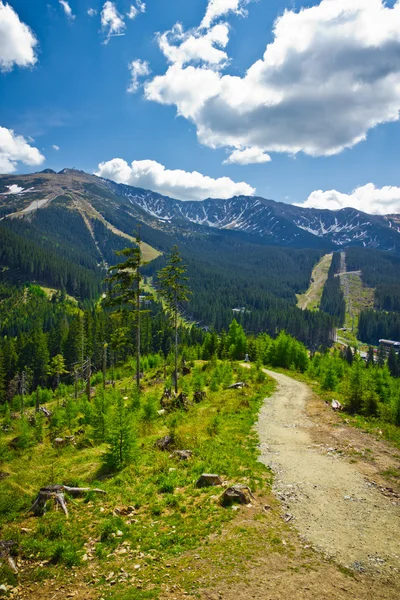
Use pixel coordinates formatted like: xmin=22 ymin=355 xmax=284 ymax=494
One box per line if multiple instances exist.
xmin=157 ymin=246 xmax=191 ymax=394
xmin=105 ymin=231 xmax=147 ymax=391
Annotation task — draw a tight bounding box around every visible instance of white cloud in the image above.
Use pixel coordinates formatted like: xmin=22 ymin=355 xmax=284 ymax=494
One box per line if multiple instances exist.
xmin=95 ymin=158 xmax=255 ymax=200
xmin=145 ymin=0 xmax=400 ymax=159
xmin=297 ymin=183 xmax=400 ymax=216
xmin=101 ymin=1 xmax=126 ymax=43
xmin=0 ymin=1 xmax=38 ymax=72
xmin=201 ymin=0 xmax=251 ymax=29
xmin=52 ymin=144 xmax=60 ymax=151
xmin=136 ymin=0 xmax=145 ymax=13
xmin=127 ymin=5 xmax=138 ymax=20
xmin=127 ymin=1 xmax=146 ymax=21
xmin=87 ymin=8 xmax=97 ymax=17
xmin=127 ymin=59 xmax=150 ymax=93
xmin=224 ymin=147 xmax=271 ymax=165
xmin=158 ymin=22 xmax=230 ymax=67
xmin=0 ymin=126 xmax=45 ymax=173
xmin=59 ymin=1 xmax=75 ymax=20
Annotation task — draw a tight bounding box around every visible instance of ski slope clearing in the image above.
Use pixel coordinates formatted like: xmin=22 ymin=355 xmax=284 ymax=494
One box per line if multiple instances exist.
xmin=296 ymin=253 xmax=333 ymax=310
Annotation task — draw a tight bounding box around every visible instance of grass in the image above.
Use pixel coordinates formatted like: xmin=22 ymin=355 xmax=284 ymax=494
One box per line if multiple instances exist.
xmin=337 ymin=271 xmax=375 ymax=348
xmin=0 ymin=361 xmax=275 ymax=597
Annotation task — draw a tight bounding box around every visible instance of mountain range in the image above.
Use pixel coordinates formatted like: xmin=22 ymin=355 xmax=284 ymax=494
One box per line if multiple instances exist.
xmin=1 ymin=168 xmax=400 ymax=253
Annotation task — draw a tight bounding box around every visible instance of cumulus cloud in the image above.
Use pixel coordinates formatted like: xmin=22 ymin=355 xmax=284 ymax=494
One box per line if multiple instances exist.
xmin=0 ymin=126 xmax=45 ymax=173
xmin=158 ymin=22 xmax=230 ymax=68
xmin=0 ymin=1 xmax=38 ymax=72
xmin=201 ymin=0 xmax=251 ymax=29
xmin=136 ymin=0 xmax=146 ymax=13
xmin=59 ymin=1 xmax=75 ymax=20
xmin=297 ymin=184 xmax=400 ymax=216
xmin=224 ymin=147 xmax=271 ymax=165
xmin=87 ymin=8 xmax=97 ymax=17
xmin=101 ymin=1 xmax=126 ymax=43
xmin=127 ymin=59 xmax=150 ymax=93
xmin=95 ymin=158 xmax=255 ymax=200
xmin=145 ymin=0 xmax=400 ymax=159
xmin=52 ymin=144 xmax=60 ymax=151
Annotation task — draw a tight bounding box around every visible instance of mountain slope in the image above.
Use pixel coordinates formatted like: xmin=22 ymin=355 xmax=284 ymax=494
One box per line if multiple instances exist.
xmin=1 ymin=169 xmax=400 ymax=252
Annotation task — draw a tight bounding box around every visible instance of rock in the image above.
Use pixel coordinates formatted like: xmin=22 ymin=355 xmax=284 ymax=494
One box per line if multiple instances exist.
xmin=227 ymin=382 xmax=247 ymax=389
xmin=196 ymin=474 xmax=223 ymax=488
xmin=116 ymin=530 xmax=123 ymax=537
xmin=171 ymin=450 xmax=193 ymax=460
xmin=157 ymin=409 xmax=166 ymax=416
xmin=220 ymin=484 xmax=254 ymax=506
xmin=156 ymin=435 xmax=173 ymax=450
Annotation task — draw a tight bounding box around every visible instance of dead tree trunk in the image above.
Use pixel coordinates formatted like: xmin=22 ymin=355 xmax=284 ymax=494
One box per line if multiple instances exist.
xmin=0 ymin=541 xmax=18 ymax=573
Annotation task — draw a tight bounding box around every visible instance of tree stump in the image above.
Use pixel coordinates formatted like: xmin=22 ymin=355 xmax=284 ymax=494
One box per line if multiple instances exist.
xmin=156 ymin=435 xmax=173 ymax=451
xmin=30 ymin=485 xmax=106 ymax=518
xmin=220 ymin=484 xmax=254 ymax=506
xmin=193 ymin=391 xmax=206 ymax=403
xmin=196 ymin=474 xmax=223 ymax=488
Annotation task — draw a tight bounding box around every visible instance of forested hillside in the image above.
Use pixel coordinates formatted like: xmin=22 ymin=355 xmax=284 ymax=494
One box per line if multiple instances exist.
xmin=347 ymin=248 xmax=400 ymax=343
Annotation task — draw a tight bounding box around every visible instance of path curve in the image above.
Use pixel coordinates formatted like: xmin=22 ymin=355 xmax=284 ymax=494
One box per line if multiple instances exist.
xmin=257 ymin=370 xmax=400 ymax=574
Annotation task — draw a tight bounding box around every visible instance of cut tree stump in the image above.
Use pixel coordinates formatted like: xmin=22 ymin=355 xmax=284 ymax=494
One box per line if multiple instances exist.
xmin=221 ymin=484 xmax=254 ymax=506
xmin=30 ymin=485 xmax=106 ymax=518
xmin=156 ymin=435 xmax=173 ymax=451
xmin=193 ymin=391 xmax=206 ymax=403
xmin=196 ymin=474 xmax=223 ymax=488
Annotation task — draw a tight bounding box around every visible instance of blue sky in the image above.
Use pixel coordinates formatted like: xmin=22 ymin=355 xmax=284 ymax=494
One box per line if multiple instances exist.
xmin=1 ymin=0 xmax=400 ymax=213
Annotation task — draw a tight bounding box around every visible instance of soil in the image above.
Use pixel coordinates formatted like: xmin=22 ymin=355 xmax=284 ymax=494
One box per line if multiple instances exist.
xmin=257 ymin=369 xmax=400 ymax=575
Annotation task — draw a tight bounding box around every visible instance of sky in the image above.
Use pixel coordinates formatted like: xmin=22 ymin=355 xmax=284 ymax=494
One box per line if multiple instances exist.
xmin=1 ymin=0 xmax=400 ymax=214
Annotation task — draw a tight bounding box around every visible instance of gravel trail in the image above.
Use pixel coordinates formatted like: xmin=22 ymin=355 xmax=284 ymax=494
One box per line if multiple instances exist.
xmin=257 ymin=370 xmax=400 ymax=575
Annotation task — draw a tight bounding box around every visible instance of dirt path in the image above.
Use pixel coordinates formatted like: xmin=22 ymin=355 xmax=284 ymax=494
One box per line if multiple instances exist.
xmin=257 ymin=370 xmax=400 ymax=575
xmin=296 ymin=253 xmax=332 ymax=310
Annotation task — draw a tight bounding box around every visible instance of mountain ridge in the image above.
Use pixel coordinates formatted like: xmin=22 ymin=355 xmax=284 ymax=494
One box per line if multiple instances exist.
xmin=1 ymin=168 xmax=400 ymax=252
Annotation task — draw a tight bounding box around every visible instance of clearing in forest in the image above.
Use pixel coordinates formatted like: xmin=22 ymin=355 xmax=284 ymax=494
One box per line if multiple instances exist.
xmin=296 ymin=253 xmax=333 ymax=310
xmin=336 ymin=253 xmax=375 ymax=346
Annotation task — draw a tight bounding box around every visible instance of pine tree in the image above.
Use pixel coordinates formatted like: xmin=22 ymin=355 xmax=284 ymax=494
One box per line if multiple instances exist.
xmin=377 ymin=345 xmax=386 ymax=368
xmin=388 ymin=348 xmax=399 ymax=378
xmin=366 ymin=346 xmax=375 ymax=368
xmin=48 ymin=354 xmax=68 ymax=389
xmin=103 ymin=393 xmax=135 ymax=470
xmin=345 ymin=346 xmax=354 ymax=365
xmin=157 ymin=246 xmax=191 ymax=394
xmin=105 ymin=231 xmax=147 ymax=391
xmin=344 ymin=357 xmax=364 ymax=414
